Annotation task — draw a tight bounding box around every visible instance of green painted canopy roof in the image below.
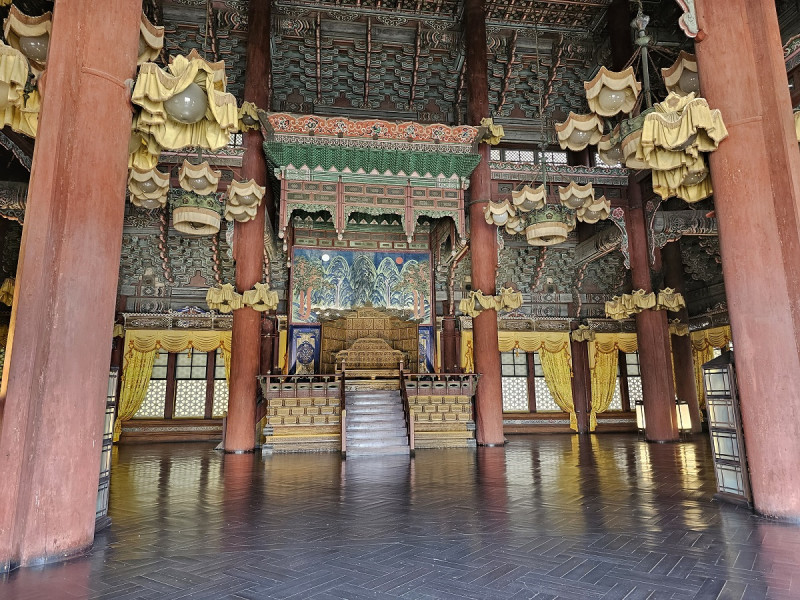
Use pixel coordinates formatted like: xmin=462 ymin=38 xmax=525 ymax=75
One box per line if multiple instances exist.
xmin=263 ymin=142 xmax=481 ymax=180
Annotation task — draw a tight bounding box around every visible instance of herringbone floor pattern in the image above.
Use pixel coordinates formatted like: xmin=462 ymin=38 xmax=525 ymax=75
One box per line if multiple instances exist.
xmin=3 ymin=435 xmax=800 ymax=599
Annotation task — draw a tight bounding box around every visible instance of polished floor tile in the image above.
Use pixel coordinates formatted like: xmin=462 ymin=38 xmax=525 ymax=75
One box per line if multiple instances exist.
xmin=3 ymin=435 xmax=800 ymax=599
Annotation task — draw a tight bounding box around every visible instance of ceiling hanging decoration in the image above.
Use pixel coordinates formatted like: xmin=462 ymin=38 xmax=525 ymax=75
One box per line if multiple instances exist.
xmin=605 ymin=288 xmax=686 ymax=320
xmin=662 ymin=51 xmax=699 ymax=96
xmin=483 ymin=198 xmax=515 ymax=227
xmin=637 ymin=92 xmax=728 ymax=202
xmin=206 ymin=283 xmax=244 ymax=314
xmin=171 ymin=192 xmax=222 ymax=236
xmin=571 ymin=325 xmax=596 ymax=343
xmin=242 ymin=282 xmax=279 ymax=312
xmin=555 ymin=112 xmax=603 ymax=152
xmin=0 ymin=42 xmax=38 ymax=137
xmin=3 ymin=6 xmax=50 ymax=76
xmin=138 ymin=12 xmax=164 ymax=65
xmin=458 ymin=288 xmax=523 ymax=318
xmin=668 ymin=319 xmax=689 ymax=336
xmin=224 ymin=179 xmax=265 ymax=223
xmin=132 ymin=49 xmax=238 ymax=151
xmin=238 ymin=101 xmax=260 ymax=132
xmin=558 ymin=181 xmax=595 ymax=211
xmin=656 ymin=287 xmax=687 ymax=311
xmin=584 ymin=66 xmax=641 ymax=117
xmin=511 ymin=184 xmax=546 ymax=213
xmin=128 ymin=167 xmax=169 ymax=210
xmin=576 ymin=195 xmax=611 ymax=224
xmin=476 ymin=117 xmax=505 ymax=145
xmin=525 ymin=205 xmax=576 ymax=247
xmin=128 ymin=121 xmax=162 ymax=170
xmin=179 ymin=159 xmax=220 ymax=195
xmin=597 ymin=125 xmax=623 ymax=166
xmin=0 ymin=277 xmax=13 ymax=306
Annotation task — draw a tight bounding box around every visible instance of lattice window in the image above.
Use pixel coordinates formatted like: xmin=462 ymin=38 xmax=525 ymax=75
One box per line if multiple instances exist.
xmin=542 ymin=151 xmax=568 ymax=166
xmin=502 ymin=378 xmax=528 ymax=412
xmin=625 ymin=352 xmax=643 ymax=408
xmin=533 ymin=352 xmax=562 ymax=412
xmin=136 ymin=380 xmax=167 ymax=418
xmin=134 ymin=350 xmax=169 ymax=418
xmin=607 ymin=377 xmax=624 ymax=411
xmin=212 ymin=348 xmax=229 ymax=417
xmin=490 ymin=149 xmax=501 ymax=160
xmin=174 ymin=350 xmax=207 ymax=418
xmin=519 ymin=150 xmax=536 ymax=162
xmin=502 ymin=350 xmax=529 ymax=412
xmin=174 ymin=381 xmax=206 ymax=418
xmin=229 ymin=132 xmax=243 ymax=147
xmin=504 ymin=149 xmax=521 ymax=161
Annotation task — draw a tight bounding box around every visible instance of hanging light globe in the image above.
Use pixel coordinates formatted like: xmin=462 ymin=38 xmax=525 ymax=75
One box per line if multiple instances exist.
xmin=178 ymin=160 xmax=221 ymax=196
xmin=555 ymin=112 xmax=603 ymax=152
xmin=678 ymin=69 xmax=700 ymax=95
xmin=662 ymin=51 xmax=700 ymax=97
xmin=584 ymin=67 xmax=641 ymax=117
xmin=137 ymin=178 xmax=160 ymax=194
xmin=164 ymin=82 xmax=208 ymax=124
xmin=597 ymin=87 xmax=626 ymax=114
xmin=18 ymin=33 xmax=48 ymax=63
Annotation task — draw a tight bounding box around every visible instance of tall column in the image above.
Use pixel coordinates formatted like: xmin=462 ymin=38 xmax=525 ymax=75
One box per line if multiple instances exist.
xmin=441 ymin=315 xmax=459 ymax=373
xmin=226 ymin=0 xmax=270 ymax=452
xmin=662 ymin=241 xmax=702 ymax=433
xmin=0 ymin=0 xmax=141 ymax=571
xmin=465 ymin=0 xmax=503 ymax=445
xmin=627 ymin=178 xmax=678 ymax=442
xmin=695 ymin=0 xmax=800 ymax=518
xmin=570 ymin=337 xmax=592 ymax=434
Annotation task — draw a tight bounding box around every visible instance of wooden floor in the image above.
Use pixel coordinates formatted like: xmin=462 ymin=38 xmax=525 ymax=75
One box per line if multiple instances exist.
xmin=3 ymin=435 xmax=800 ymax=599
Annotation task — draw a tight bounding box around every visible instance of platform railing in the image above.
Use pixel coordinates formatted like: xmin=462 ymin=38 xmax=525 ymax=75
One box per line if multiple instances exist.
xmin=398 ymin=362 xmax=415 ymax=454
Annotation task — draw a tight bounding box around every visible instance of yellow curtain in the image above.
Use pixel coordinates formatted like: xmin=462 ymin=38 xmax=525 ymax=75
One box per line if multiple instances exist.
xmin=114 ymin=347 xmax=157 ymax=442
xmin=589 ymin=348 xmax=618 ymax=431
xmin=220 ymin=345 xmax=232 ymax=383
xmin=689 ymin=326 xmax=731 ymax=410
xmin=115 ymin=329 xmax=233 ymax=441
xmin=278 ymin=329 xmax=288 ymax=373
xmin=539 ymin=345 xmax=577 ymax=430
xmin=692 ymin=345 xmax=714 ymax=410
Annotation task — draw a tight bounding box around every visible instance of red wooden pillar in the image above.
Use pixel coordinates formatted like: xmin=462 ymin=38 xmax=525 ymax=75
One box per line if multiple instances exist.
xmin=465 ymin=0 xmax=503 ymax=445
xmin=226 ymin=0 xmax=271 ymax=452
xmin=695 ymin=0 xmax=800 ymax=518
xmin=0 ymin=0 xmax=141 ymax=571
xmin=662 ymin=241 xmax=702 ymax=433
xmin=627 ymin=178 xmax=678 ymax=442
xmin=570 ymin=338 xmax=592 ymax=434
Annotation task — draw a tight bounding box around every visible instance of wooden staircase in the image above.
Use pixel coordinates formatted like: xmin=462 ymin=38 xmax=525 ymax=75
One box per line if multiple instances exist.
xmin=345 ymin=386 xmax=410 ymax=457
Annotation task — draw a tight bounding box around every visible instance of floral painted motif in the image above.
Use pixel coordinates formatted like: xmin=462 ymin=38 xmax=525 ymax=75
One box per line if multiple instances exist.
xmin=267 ymin=113 xmax=479 ymax=144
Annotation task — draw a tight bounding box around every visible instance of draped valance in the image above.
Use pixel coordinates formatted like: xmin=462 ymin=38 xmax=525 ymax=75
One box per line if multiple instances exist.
xmin=690 ymin=326 xmax=732 ymax=351
xmin=587 ymin=333 xmax=638 ymax=369
xmin=124 ymin=328 xmax=232 ymax=356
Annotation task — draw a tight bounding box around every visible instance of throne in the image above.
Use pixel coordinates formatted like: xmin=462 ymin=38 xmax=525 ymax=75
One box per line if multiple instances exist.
xmin=335 ymin=338 xmax=405 ymax=378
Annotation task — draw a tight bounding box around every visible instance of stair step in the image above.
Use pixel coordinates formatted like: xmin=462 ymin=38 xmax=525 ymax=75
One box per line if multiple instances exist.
xmin=347 ymin=431 xmax=406 ymax=445
xmin=347 ymin=438 xmax=409 ymax=448
xmin=346 ymin=407 xmax=404 ymax=416
xmin=347 ymin=446 xmax=410 ymax=457
xmin=346 ymin=422 xmax=406 ymax=432
xmin=346 ymin=397 xmax=401 ymax=405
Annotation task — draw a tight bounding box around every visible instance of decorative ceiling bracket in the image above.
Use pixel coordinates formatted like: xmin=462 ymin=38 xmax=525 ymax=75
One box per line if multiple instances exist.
xmin=675 ymin=0 xmax=700 ymax=39
xmin=608 ymin=207 xmax=630 ymax=270
xmin=645 ymin=199 xmax=663 ymax=267
xmin=651 ymin=210 xmax=719 ymax=251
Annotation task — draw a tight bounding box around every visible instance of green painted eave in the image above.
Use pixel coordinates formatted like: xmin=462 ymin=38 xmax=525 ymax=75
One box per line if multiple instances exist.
xmin=263 ymin=142 xmax=482 ymax=180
